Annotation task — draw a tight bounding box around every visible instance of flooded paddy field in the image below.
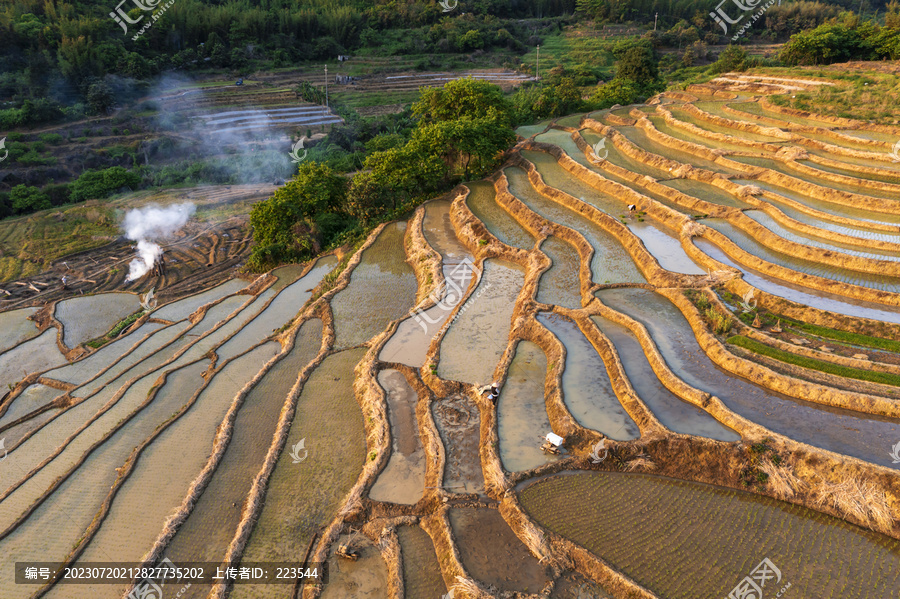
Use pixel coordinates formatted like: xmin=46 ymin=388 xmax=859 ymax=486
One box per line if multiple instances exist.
xmin=732 ymin=155 xmax=900 ymax=201
xmin=538 ymin=312 xmax=639 ymax=440
xmin=521 ymin=472 xmax=900 ymax=599
xmin=369 ymin=369 xmax=426 ymax=505
xmin=55 ymin=292 xmax=141 ymax=349
xmin=235 ymin=348 xmax=367 ymax=599
xmin=0 ymin=308 xmax=39 ymax=354
xmin=465 ymin=180 xmax=536 ymax=249
xmin=590 ymin=315 xmax=739 ymax=441
xmin=448 ymin=507 xmax=551 ymax=593
xmin=625 ymin=221 xmax=705 ymax=275
xmin=703 ymin=218 xmax=900 ymax=293
xmin=599 ymin=288 xmax=900 ymax=467
xmin=695 ymin=240 xmax=900 ymax=325
xmin=497 ymin=341 xmax=558 ymax=472
xmin=163 ymin=321 xmax=324 ymax=573
xmin=379 ymin=200 xmax=475 ymax=367
xmin=331 ymin=222 xmax=418 ymax=350
xmin=318 ymin=534 xmax=389 ymax=599
xmin=537 ymin=236 xmax=584 ymax=309
xmin=1 ymin=73 xmax=899 ymax=599
xmin=433 ymin=393 xmax=485 ymax=495
xmin=437 ymin=259 xmax=524 ymax=385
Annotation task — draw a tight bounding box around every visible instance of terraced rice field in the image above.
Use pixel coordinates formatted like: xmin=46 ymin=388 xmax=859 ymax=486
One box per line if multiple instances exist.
xmin=520 ymin=472 xmax=900 ymax=599
xmin=1 ymin=71 xmax=900 ymax=599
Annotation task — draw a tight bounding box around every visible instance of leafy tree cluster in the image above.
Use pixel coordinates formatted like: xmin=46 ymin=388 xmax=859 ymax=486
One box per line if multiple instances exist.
xmin=347 ymin=79 xmax=515 ymax=222
xmin=779 ymin=9 xmax=900 ymax=64
xmin=69 ymin=166 xmax=141 ymax=202
xmin=587 ymin=38 xmax=666 ymax=110
xmin=709 ymin=45 xmax=763 ymax=73
xmin=247 ymin=78 xmax=517 ymax=270
xmin=247 ymin=162 xmax=351 ymax=269
xmin=578 ymin=0 xmax=862 ymax=46
xmin=0 ymin=182 xmax=73 ymax=219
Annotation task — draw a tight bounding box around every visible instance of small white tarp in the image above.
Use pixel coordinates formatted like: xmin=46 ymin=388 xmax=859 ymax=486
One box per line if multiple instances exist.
xmin=545 ymin=432 xmax=564 ymax=447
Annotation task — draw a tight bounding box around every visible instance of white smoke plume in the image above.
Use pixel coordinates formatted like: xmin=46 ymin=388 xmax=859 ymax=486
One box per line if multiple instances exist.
xmin=124 ymin=202 xmax=196 ymax=281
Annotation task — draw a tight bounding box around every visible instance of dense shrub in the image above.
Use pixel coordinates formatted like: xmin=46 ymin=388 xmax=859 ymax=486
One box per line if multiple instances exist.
xmin=247 ymin=162 xmax=349 ymax=269
xmin=588 ymin=77 xmax=640 ymax=109
xmin=10 ymin=185 xmax=51 ymax=214
xmin=39 ymin=133 xmax=64 ymax=144
xmin=69 ymin=167 xmax=141 ymax=202
xmin=711 ymin=45 xmax=752 ymax=73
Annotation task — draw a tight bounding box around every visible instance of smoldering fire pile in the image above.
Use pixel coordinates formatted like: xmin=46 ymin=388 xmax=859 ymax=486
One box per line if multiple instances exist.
xmin=123 ymin=202 xmax=196 ymax=281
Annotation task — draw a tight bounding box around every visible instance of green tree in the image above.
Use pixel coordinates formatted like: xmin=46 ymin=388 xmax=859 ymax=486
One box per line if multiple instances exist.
xmin=458 ymin=30 xmax=484 ymax=51
xmin=588 ymin=78 xmax=640 ymax=109
xmin=516 ymin=79 xmax=586 ymax=120
xmin=615 ymin=41 xmax=662 ymax=94
xmin=87 ymin=81 xmax=115 ymax=115
xmin=248 ymin=162 xmax=347 ymax=268
xmin=778 ymin=23 xmax=871 ymax=65
xmin=411 ymin=116 xmax=517 ymax=180
xmin=10 ymin=185 xmax=51 ymax=215
xmin=412 ymin=77 xmax=515 ymax=126
xmin=57 ymin=35 xmax=100 ymax=84
xmin=346 ymin=145 xmax=446 ymax=223
xmin=888 ymin=0 xmax=900 ymax=28
xmin=70 ymin=167 xmax=141 ymax=202
xmin=711 ymin=45 xmax=750 ymax=73
xmin=271 ymin=162 xmax=347 ymax=219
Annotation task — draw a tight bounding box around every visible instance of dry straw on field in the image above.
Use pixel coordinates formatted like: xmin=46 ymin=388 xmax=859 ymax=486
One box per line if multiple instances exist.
xmin=625 ymin=454 xmax=657 ymax=472
xmin=759 ymin=458 xmax=805 ymax=500
xmin=813 ymin=477 xmax=894 ymax=533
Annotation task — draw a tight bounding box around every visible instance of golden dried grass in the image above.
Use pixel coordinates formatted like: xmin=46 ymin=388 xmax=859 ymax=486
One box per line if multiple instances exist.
xmin=813 ymin=476 xmax=894 ymax=533
xmin=681 ymin=221 xmax=706 ymax=238
xmin=625 ymin=455 xmax=657 ymax=472
xmin=759 ymin=458 xmax=805 ymax=500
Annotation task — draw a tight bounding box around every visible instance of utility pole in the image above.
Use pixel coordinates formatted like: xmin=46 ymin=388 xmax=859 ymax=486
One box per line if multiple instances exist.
xmin=324 ymin=65 xmax=329 ymax=110
xmin=655 ymin=13 xmax=658 ymax=30
xmin=536 ymin=45 xmax=540 ymax=81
